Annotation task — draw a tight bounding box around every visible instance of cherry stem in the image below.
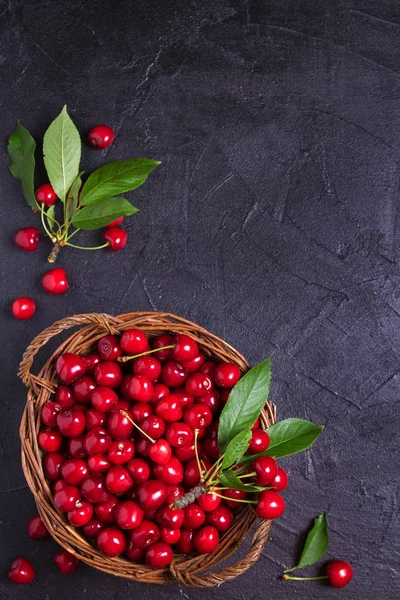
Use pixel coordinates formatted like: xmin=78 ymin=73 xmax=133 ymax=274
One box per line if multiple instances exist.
xmin=212 ymin=492 xmax=258 ymax=504
xmin=65 ymin=241 xmax=110 ymax=251
xmin=204 ymin=453 xmax=226 ymax=484
xmin=118 ymin=345 xmax=175 ymax=362
xmin=236 ymin=471 xmax=256 ymax=479
xmin=193 ymin=429 xmax=204 ymax=483
xmin=282 ymin=575 xmax=328 ymax=582
xmin=64 ymin=228 xmax=81 ymax=242
xmin=119 ymin=410 xmax=156 ymax=444
xmin=40 ymin=204 xmax=55 ymax=239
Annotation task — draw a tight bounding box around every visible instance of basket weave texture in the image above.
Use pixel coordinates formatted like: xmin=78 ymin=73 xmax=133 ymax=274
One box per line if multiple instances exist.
xmin=19 ymin=312 xmax=276 ymax=588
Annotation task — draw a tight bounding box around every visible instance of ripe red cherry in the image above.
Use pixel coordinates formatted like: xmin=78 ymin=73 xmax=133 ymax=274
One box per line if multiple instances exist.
xmin=271 ymin=467 xmax=289 ymax=491
xmin=88 ymin=124 xmax=115 ymax=149
xmin=181 ymin=353 xmax=205 ymax=373
xmin=43 ymin=453 xmax=64 ymax=480
xmin=213 ymin=363 xmax=241 ymax=388
xmin=68 ymin=500 xmax=94 ymax=527
xmin=82 ymin=352 xmax=101 ymax=372
xmin=184 ymin=404 xmax=213 ymax=429
xmin=41 ymin=402 xmax=62 ymax=427
xmin=106 ymin=216 xmax=124 ymax=228
xmin=94 ymin=361 xmax=122 ymax=388
xmin=161 ymin=361 xmax=189 ymax=387
xmin=38 ymin=428 xmax=63 ymax=452
xmin=172 ymin=334 xmax=199 ymax=362
xmin=42 ymin=267 xmax=69 ymax=295
xmin=68 ymin=435 xmax=86 ymax=458
xmin=326 ymin=561 xmax=353 ymax=588
xmin=8 ymin=557 xmax=35 ymax=584
xmin=193 ymin=526 xmax=219 ymax=554
xmin=156 ymin=506 xmax=184 ymax=529
xmin=108 ymin=410 xmax=134 ymax=439
xmin=148 ymin=439 xmax=172 ymax=465
xmin=12 ymin=297 xmax=36 ymax=320
xmin=153 ymin=383 xmax=170 ymax=401
xmin=136 ymin=480 xmax=167 ymax=510
xmin=86 ymin=408 xmax=107 ymax=430
xmin=155 ymin=395 xmax=183 ymax=422
xmin=130 ymin=519 xmax=160 ymax=549
xmin=203 ymin=437 xmax=219 ymax=461
xmin=166 ymin=422 xmax=194 ymax=447
xmin=90 ymin=387 xmax=118 ymax=413
xmin=254 ymin=456 xmax=278 ymax=485
xmin=127 ymin=458 xmax=150 ymax=484
xmin=197 ymin=390 xmax=221 ymax=413
xmin=81 ymin=474 xmax=112 ymax=503
xmin=165 ymin=484 xmax=184 ymax=504
xmin=95 ymin=497 xmax=119 ymax=524
xmin=88 ymin=454 xmax=111 ymax=473
xmin=125 ymin=542 xmax=145 ymax=561
xmin=173 ymin=387 xmax=194 ymax=408
xmin=28 ymin=515 xmax=49 ymax=540
xmin=206 ymin=505 xmax=233 ymax=532
xmin=105 ymin=465 xmax=133 ymax=494
xmin=131 ymin=402 xmax=153 ymax=422
xmin=126 ymin=375 xmax=154 ymax=402
xmin=133 ymin=355 xmax=162 ymax=381
xmin=223 ymin=489 xmax=248 ymax=509
xmin=35 ymin=183 xmax=57 ymax=205
xmin=176 ymin=529 xmax=194 ymax=554
xmin=103 ymin=227 xmax=128 ymax=251
xmin=199 ymin=361 xmax=216 ymax=377
xmin=174 ymin=443 xmax=196 ymax=462
xmin=72 ymin=376 xmax=96 ymax=404
xmin=54 ymin=550 xmax=79 ymax=574
xmin=55 ymin=385 xmax=75 ymax=409
xmin=60 ymin=458 xmax=88 ymax=485
xmin=56 ymin=353 xmax=86 ymax=385
xmin=185 ymin=374 xmax=213 ymax=397
xmin=184 ymin=459 xmax=211 ymax=487
xmin=153 ymin=456 xmax=184 ymax=484
xmin=146 ymin=542 xmax=174 ymax=568
xmin=54 ymin=485 xmax=81 ymax=511
xmin=120 ymin=328 xmax=149 ymax=354
xmin=108 ymin=440 xmax=135 ymax=464
xmin=82 ymin=518 xmax=105 ymax=538
xmin=136 ymin=438 xmax=151 ymax=456
xmin=14 ymin=226 xmax=40 ymax=251
xmin=57 ymin=407 xmax=86 ymax=438
xmin=151 ymin=334 xmax=174 ymax=361
xmin=115 ymin=501 xmax=144 ymax=530
xmin=256 ymin=490 xmax=285 ymax=519
xmin=97 ymin=335 xmax=122 ymax=361
xmin=85 ymin=425 xmax=113 ymax=456
xmin=140 ymin=415 xmax=165 ymax=439
xmin=184 ymin=504 xmax=205 ymax=529
xmin=113 ymin=399 xmax=131 ymax=411
xmin=97 ymin=526 xmax=126 ymax=557
xmin=197 ymin=493 xmax=221 ymax=512
xmin=160 ymin=526 xmax=181 ymax=545
xmin=248 ymin=429 xmax=270 ymax=454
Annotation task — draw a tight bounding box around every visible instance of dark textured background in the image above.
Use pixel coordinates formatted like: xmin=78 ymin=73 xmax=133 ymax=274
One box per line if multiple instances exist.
xmin=1 ymin=0 xmax=399 ymax=598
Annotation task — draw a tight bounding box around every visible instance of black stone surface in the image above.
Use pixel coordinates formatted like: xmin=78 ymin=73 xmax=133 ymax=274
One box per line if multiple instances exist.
xmin=1 ymin=0 xmax=399 ymax=598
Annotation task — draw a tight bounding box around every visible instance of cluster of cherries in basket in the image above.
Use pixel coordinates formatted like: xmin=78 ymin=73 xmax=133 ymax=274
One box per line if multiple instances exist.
xmin=31 ymin=330 xmax=288 ymax=572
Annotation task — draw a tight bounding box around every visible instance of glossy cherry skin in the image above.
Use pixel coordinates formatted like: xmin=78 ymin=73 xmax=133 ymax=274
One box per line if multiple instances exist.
xmin=206 ymin=505 xmax=233 ymax=532
xmin=140 ymin=415 xmax=165 ymax=439
xmin=172 ymin=334 xmax=198 ymax=362
xmin=153 ymin=383 xmax=170 ymax=401
xmin=129 ymin=519 xmax=159 ymax=549
xmin=54 ymin=485 xmax=81 ymax=511
xmin=43 ymin=453 xmax=65 ymax=480
xmin=125 ymin=542 xmax=145 ymax=561
xmin=166 ymin=422 xmax=194 ymax=447
xmin=254 ymin=456 xmax=278 ymax=485
xmin=8 ymin=557 xmax=35 ymax=584
xmin=41 ymin=402 xmax=62 ymax=427
xmin=88 ymin=124 xmax=115 ymax=149
xmin=184 ymin=505 xmax=205 ymax=529
xmin=60 ymin=458 xmax=88 ymax=485
xmin=115 ymin=500 xmax=144 ymax=530
xmin=165 ymin=484 xmax=184 ymax=505
xmin=223 ymin=489 xmax=248 ymax=510
xmin=146 ymin=542 xmax=174 ymax=568
xmin=42 ymin=268 xmax=69 ymax=295
xmin=82 ymin=352 xmax=101 ymax=373
xmin=108 ymin=439 xmax=135 ymax=464
xmin=14 ymin=226 xmax=40 ymax=251
xmin=174 ymin=443 xmax=196 ymax=462
xmin=88 ymin=454 xmax=112 ymax=473
xmin=95 ymin=497 xmax=119 ymax=524
xmin=173 ymin=387 xmax=194 ymax=408
xmin=256 ymin=490 xmax=285 ymax=520
xmin=108 ymin=410 xmax=134 ymax=439
xmin=197 ymin=390 xmax=221 ymax=413
xmin=193 ymin=526 xmax=219 ymax=554
xmin=82 ymin=518 xmax=105 ymax=538
xmin=120 ymin=328 xmax=149 ymax=355
xmin=35 ymin=183 xmax=57 ymax=205
xmin=136 ymin=438 xmax=151 ymax=457
xmin=131 ymin=402 xmax=153 ymax=422
xmin=160 ymin=526 xmax=181 ymax=545
xmin=125 ymin=375 xmax=154 ymax=402
xmin=72 ymin=376 xmax=96 ymax=404
xmin=90 ymin=387 xmax=118 ymax=413
xmin=148 ymin=439 xmax=172 ymax=465
xmin=153 ymin=456 xmax=184 ymax=484
xmin=181 ymin=353 xmax=205 ymax=373
xmin=68 ymin=500 xmax=94 ymax=527
xmin=94 ymin=361 xmax=122 ymax=388
xmin=127 ymin=458 xmax=150 ymax=484
xmin=248 ymin=429 xmax=270 ymax=454
xmin=175 ymin=529 xmax=195 ymax=554
xmin=156 ymin=506 xmax=184 ymax=529
xmin=86 ymin=408 xmax=107 ymax=430
xmin=185 ymin=374 xmax=213 ymax=397
xmin=184 ymin=459 xmax=211 ymax=487
xmin=106 ymin=216 xmax=124 ymax=228
xmin=133 ymin=355 xmax=162 ymax=381
xmin=161 ymin=361 xmax=189 ymax=387
xmin=54 ymin=550 xmax=79 ymax=574
xmin=97 ymin=335 xmax=122 ymax=361
xmin=38 ymin=428 xmax=63 ymax=452
xmin=197 ymin=493 xmax=221 ymax=512
xmin=150 ymin=334 xmax=174 ymax=361
xmin=28 ymin=514 xmax=49 ymax=540
xmin=12 ymin=296 xmax=36 ymax=320
xmin=57 ymin=407 xmax=86 ymax=438
xmin=103 ymin=227 xmax=128 ymax=251
xmin=55 ymin=385 xmax=76 ymax=409
xmin=184 ymin=404 xmax=213 ymax=429
xmin=271 ymin=468 xmax=289 ymax=491
xmin=81 ymin=474 xmax=112 ymax=503
xmin=136 ymin=480 xmax=167 ymax=510
xmin=105 ymin=465 xmax=133 ymax=494
xmin=97 ymin=526 xmax=126 ymax=557
xmin=68 ymin=435 xmax=86 ymax=458
xmin=213 ymin=363 xmax=241 ymax=388
xmin=199 ymin=361 xmax=216 ymax=377
xmin=155 ymin=395 xmax=183 ymax=422
xmin=56 ymin=353 xmax=86 ymax=385
xmin=326 ymin=561 xmax=353 ymax=588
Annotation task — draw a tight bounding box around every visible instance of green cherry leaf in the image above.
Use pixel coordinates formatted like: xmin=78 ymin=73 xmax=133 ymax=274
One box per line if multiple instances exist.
xmin=65 ymin=172 xmax=83 ymax=225
xmin=285 ymin=513 xmax=329 ymax=572
xmin=218 ymin=358 xmax=272 ymax=454
xmin=219 ymin=470 xmax=264 ymax=493
xmin=45 ymin=205 xmax=56 ymax=232
xmin=221 ymin=430 xmax=252 ymax=470
xmin=79 ymin=158 xmax=161 ymax=205
xmin=71 ymin=196 xmax=138 ymax=230
xmin=43 ymin=105 xmax=81 ymax=202
xmin=7 ymin=121 xmax=37 ymax=208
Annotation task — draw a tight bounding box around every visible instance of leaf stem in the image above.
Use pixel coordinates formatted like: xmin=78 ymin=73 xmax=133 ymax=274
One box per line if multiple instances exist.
xmin=120 ymin=410 xmax=156 ymax=444
xmin=64 ymin=228 xmax=81 ymax=242
xmin=236 ymin=472 xmax=256 ymax=479
xmin=118 ymin=345 xmax=175 ymax=363
xmin=282 ymin=575 xmax=328 ymax=582
xmin=65 ymin=241 xmax=109 ymax=251
xmin=40 ymin=204 xmax=55 ymax=239
xmin=212 ymin=493 xmax=257 ymax=504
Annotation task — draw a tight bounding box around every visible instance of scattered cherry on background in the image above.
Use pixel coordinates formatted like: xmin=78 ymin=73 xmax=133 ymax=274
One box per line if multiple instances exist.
xmin=41 ymin=268 xmax=69 ymax=295
xmin=88 ymin=125 xmax=115 ymax=149
xmin=14 ymin=227 xmax=40 ymax=251
xmin=35 ymin=183 xmax=57 ymax=206
xmin=8 ymin=557 xmax=35 ymax=584
xmin=12 ymin=297 xmax=36 ymax=320
xmin=103 ymin=227 xmax=127 ymax=251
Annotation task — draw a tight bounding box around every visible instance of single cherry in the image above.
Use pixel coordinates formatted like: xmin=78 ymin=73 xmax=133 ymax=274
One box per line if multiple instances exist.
xmin=160 ymin=526 xmax=181 ymax=545
xmin=271 ymin=467 xmax=289 ymax=491
xmin=14 ymin=226 xmax=40 ymax=251
xmin=82 ymin=352 xmax=101 ymax=372
xmin=43 ymin=453 xmax=65 ymax=480
xmin=161 ymin=361 xmax=189 ymax=387
xmin=146 ymin=542 xmax=174 ymax=568
xmin=184 ymin=458 xmax=211 ymax=487
xmin=72 ymin=376 xmax=96 ymax=404
xmin=326 ymin=561 xmax=354 ymax=588
xmin=181 ymin=353 xmax=205 ymax=373
xmin=153 ymin=383 xmax=170 ymax=401
xmin=213 ymin=362 xmax=241 ymax=387
xmin=174 ymin=443 xmax=196 ymax=462
xmin=42 ymin=268 xmax=69 ymax=294
xmin=165 ymin=422 xmax=194 ymax=447
xmin=125 ymin=543 xmax=145 ymax=561
xmin=56 ymin=353 xmax=86 ymax=385
xmin=248 ymin=429 xmax=270 ymax=454
xmin=193 ymin=526 xmax=219 ymax=554
xmin=86 ymin=408 xmax=107 ymax=430
xmin=136 ymin=480 xmax=167 ymax=510
xmin=173 ymin=387 xmax=194 ymax=408
xmin=41 ymin=401 xmax=62 ymax=427
xmin=175 ymin=529 xmax=194 ymax=554
xmin=103 ymin=227 xmax=128 ymax=251
xmin=54 ymin=485 xmax=81 ymax=511
xmin=28 ymin=514 xmax=49 ymax=540
xmin=185 ymin=373 xmax=213 ymax=397
xmin=115 ymin=500 xmax=144 ymax=530
xmin=130 ymin=519 xmax=160 ymax=549
xmin=156 ymin=506 xmax=184 ymax=529
xmin=155 ymin=395 xmax=183 ymax=422
xmin=184 ymin=504 xmax=205 ymax=529
xmin=84 ymin=424 xmax=112 ymax=457
xmin=151 ymin=334 xmax=175 ymax=361
xmin=126 ymin=458 xmax=150 ymax=484
xmin=172 ymin=334 xmax=198 ymax=362
xmin=82 ymin=518 xmax=105 ymax=538
xmin=68 ymin=435 xmax=86 ymax=458
xmin=54 ymin=550 xmax=79 ymax=574
xmin=131 ymin=402 xmax=154 ymax=422
xmin=223 ymin=489 xmax=248 ymax=509
xmin=197 ymin=390 xmax=221 ymax=413
xmin=55 ymin=385 xmax=76 ymax=409
xmin=108 ymin=439 xmax=135 ymax=464
xmin=95 ymin=497 xmax=119 ymax=524
xmin=105 ymin=465 xmax=133 ymax=494
xmin=108 ymin=410 xmax=134 ymax=439
xmin=97 ymin=335 xmax=122 ymax=361
xmin=148 ymin=439 xmax=172 ymax=465
xmin=97 ymin=526 xmax=126 ymax=557
xmin=184 ymin=404 xmax=213 ymax=429
xmin=120 ymin=328 xmax=149 ymax=354
xmin=68 ymin=500 xmax=94 ymax=527
xmin=256 ymin=490 xmax=285 ymax=520
xmin=8 ymin=557 xmax=35 ymax=584
xmin=165 ymin=484 xmax=185 ymax=505
xmin=60 ymin=458 xmax=88 ymax=485
xmin=88 ymin=454 xmax=112 ymax=473
xmin=140 ymin=415 xmax=165 ymax=439
xmin=133 ymin=355 xmax=162 ymax=381
xmin=81 ymin=474 xmax=112 ymax=503
xmin=90 ymin=387 xmax=118 ymax=412
xmin=35 ymin=183 xmax=57 ymax=205
xmin=206 ymin=504 xmax=233 ymax=532
xmin=153 ymin=456 xmax=184 ymax=484
xmin=94 ymin=361 xmax=122 ymax=388
xmin=197 ymin=493 xmax=221 ymax=512
xmin=124 ymin=375 xmax=154 ymax=402
xmin=12 ymin=297 xmax=36 ymax=320
xmin=253 ymin=456 xmax=278 ymax=485
xmin=38 ymin=428 xmax=63 ymax=452
xmin=57 ymin=407 xmax=86 ymax=438
xmin=88 ymin=125 xmax=115 ymax=149
xmin=199 ymin=361 xmax=216 ymax=377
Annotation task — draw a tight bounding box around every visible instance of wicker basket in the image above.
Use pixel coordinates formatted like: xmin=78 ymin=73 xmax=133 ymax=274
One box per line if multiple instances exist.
xmin=19 ymin=312 xmax=276 ymax=588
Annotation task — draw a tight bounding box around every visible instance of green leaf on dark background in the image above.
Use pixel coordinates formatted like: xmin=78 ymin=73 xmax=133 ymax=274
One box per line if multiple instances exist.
xmin=218 ymin=358 xmax=271 ymax=453
xmin=80 ymin=158 xmax=161 ymax=205
xmin=219 ymin=470 xmax=265 ymax=493
xmin=7 ymin=121 xmax=37 ymax=208
xmin=43 ymin=106 xmax=81 ymax=202
xmin=285 ymin=513 xmax=329 ymax=572
xmin=221 ymin=430 xmax=252 ymax=470
xmin=71 ymin=196 xmax=138 ymax=230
